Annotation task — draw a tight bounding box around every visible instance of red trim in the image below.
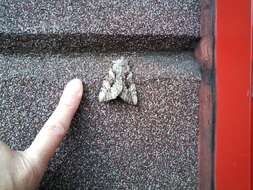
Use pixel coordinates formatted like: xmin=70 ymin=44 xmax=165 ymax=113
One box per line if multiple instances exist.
xmin=251 ymin=2 xmax=253 ymax=189
xmin=216 ymin=0 xmax=252 ymax=189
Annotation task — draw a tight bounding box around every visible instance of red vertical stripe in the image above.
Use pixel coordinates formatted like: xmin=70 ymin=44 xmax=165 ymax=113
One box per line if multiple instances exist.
xmin=216 ymin=0 xmax=252 ymax=189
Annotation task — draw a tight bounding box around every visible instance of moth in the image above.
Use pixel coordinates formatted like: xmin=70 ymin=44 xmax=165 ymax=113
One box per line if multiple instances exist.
xmin=98 ymin=57 xmax=138 ymax=105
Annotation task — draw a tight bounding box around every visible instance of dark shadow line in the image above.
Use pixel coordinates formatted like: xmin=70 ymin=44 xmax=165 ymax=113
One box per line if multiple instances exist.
xmin=0 ymin=33 xmax=199 ymax=54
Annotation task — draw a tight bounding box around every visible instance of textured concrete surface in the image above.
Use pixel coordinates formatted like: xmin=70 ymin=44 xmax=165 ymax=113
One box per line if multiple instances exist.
xmin=0 ymin=0 xmax=200 ymax=52
xmin=0 ymin=52 xmax=200 ymax=189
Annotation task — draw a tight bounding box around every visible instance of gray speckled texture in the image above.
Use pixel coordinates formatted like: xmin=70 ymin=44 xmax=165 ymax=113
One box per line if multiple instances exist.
xmin=0 ymin=0 xmax=200 ymax=52
xmin=0 ymin=52 xmax=200 ymax=189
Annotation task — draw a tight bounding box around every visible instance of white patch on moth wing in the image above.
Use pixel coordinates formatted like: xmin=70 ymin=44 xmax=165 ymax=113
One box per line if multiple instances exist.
xmin=119 ymin=86 xmax=132 ymax=104
xmin=109 ymin=79 xmax=123 ymax=99
xmin=132 ymin=95 xmax=138 ymax=105
xmin=129 ymin=84 xmax=138 ymax=105
xmin=98 ymin=80 xmax=111 ymax=102
xmin=126 ymin=72 xmax=133 ymax=83
xmin=98 ymin=92 xmax=106 ymax=103
xmin=103 ymin=80 xmax=111 ymax=89
xmin=119 ymin=83 xmax=138 ymax=105
xmin=107 ymin=69 xmax=115 ymax=84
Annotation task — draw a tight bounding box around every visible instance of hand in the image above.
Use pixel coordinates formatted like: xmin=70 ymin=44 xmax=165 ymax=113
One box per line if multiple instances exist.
xmin=0 ymin=79 xmax=83 ymax=190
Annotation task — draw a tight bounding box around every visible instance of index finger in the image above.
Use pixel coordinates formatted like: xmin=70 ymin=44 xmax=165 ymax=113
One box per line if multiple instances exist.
xmin=25 ymin=79 xmax=83 ymax=167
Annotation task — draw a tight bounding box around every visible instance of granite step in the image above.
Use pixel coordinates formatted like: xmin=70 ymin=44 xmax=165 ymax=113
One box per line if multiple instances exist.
xmin=0 ymin=0 xmax=200 ymax=52
xmin=0 ymin=52 xmax=200 ymax=189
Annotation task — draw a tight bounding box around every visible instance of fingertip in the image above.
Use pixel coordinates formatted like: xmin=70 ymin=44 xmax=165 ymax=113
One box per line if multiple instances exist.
xmin=65 ymin=78 xmax=83 ymax=97
xmin=60 ymin=79 xmax=84 ymax=106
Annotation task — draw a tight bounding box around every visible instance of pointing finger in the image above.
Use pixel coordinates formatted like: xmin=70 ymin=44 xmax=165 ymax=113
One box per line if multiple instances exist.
xmin=25 ymin=79 xmax=83 ymax=168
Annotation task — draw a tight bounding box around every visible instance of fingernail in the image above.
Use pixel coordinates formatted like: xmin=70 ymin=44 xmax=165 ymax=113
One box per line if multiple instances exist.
xmin=65 ymin=79 xmax=83 ymax=96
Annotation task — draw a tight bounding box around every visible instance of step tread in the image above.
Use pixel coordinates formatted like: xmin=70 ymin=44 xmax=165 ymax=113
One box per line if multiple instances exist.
xmin=0 ymin=0 xmax=200 ymax=36
xmin=0 ymin=52 xmax=200 ymax=189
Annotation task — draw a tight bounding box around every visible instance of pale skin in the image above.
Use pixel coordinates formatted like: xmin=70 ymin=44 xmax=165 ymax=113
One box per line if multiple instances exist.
xmin=0 ymin=79 xmax=83 ymax=190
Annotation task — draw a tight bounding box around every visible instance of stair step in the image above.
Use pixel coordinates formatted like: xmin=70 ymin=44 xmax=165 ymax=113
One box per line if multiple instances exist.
xmin=0 ymin=0 xmax=200 ymax=52
xmin=0 ymin=52 xmax=200 ymax=189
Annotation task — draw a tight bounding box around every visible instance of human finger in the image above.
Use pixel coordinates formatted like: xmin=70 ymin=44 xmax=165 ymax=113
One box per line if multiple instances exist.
xmin=25 ymin=79 xmax=83 ymax=167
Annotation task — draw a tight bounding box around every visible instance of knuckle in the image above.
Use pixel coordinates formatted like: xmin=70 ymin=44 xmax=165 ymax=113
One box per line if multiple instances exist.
xmin=43 ymin=121 xmax=66 ymax=138
xmin=62 ymin=101 xmax=76 ymax=110
xmin=60 ymin=96 xmax=79 ymax=110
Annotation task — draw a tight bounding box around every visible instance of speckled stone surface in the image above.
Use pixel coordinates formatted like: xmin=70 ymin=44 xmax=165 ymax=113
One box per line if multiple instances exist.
xmin=0 ymin=0 xmax=200 ymax=52
xmin=0 ymin=52 xmax=200 ymax=189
